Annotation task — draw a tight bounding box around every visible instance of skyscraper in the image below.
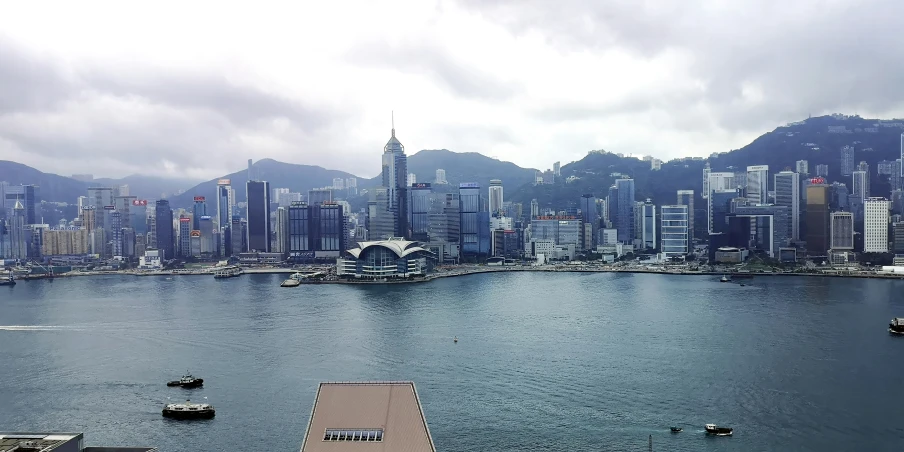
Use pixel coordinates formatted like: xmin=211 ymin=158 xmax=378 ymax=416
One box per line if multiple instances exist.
xmin=796 ymin=160 xmax=809 ymax=175
xmin=110 ymin=210 xmax=123 ymax=257
xmin=246 ymin=180 xmax=271 ymax=252
xmin=805 ymin=181 xmax=830 ymax=256
xmin=192 ymin=196 xmax=207 ymax=230
xmin=154 ymin=199 xmax=174 ymax=260
xmin=216 ymin=179 xmax=234 ymax=229
xmin=274 ymin=207 xmax=289 ymax=254
xmin=530 ymin=199 xmax=539 ymax=218
xmin=852 ymin=171 xmax=868 ymax=202
xmin=615 ymin=178 xmax=635 ymax=243
xmin=707 ymin=172 xmax=736 ymax=195
xmin=709 ymin=189 xmax=739 ymax=234
xmin=435 ymin=169 xmax=447 ymax=184
xmin=8 ymin=200 xmax=27 ymax=259
xmin=2 ymin=184 xmax=38 ymax=225
xmin=488 ymin=179 xmax=504 ymax=216
xmin=640 ymin=200 xmax=656 ymax=249
xmin=830 ymin=212 xmax=854 ymax=250
xmin=308 ymin=189 xmax=332 ymax=206
xmin=407 ymin=173 xmax=417 ymax=186
xmin=840 ymin=145 xmax=855 ymax=176
xmin=816 ymin=164 xmax=829 ymax=178
xmin=746 ymin=165 xmax=769 ymax=205
xmin=382 ymin=120 xmax=408 ymax=238
xmin=178 ymin=217 xmax=191 ymax=257
xmin=459 ymin=183 xmax=482 ymax=256
xmin=677 ymin=190 xmax=694 ymax=242
xmin=409 ymin=183 xmax=433 ymax=241
xmin=864 ymin=198 xmax=889 ymax=253
xmin=774 ymin=171 xmax=800 ymax=241
xmin=660 ymin=205 xmax=688 ymax=258
xmin=702 ymin=163 xmax=711 ymax=199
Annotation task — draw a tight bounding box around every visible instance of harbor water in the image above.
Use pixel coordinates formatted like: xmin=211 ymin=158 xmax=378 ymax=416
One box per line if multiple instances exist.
xmin=1 ymin=272 xmax=903 ymax=451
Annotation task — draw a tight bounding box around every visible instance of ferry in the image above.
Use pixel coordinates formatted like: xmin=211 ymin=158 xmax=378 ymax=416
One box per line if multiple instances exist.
xmin=889 ymin=318 xmax=904 ymax=335
xmin=162 ymin=400 xmax=215 ymax=419
xmin=213 ymin=266 xmax=242 ymax=279
xmin=167 ymin=374 xmax=204 ymax=388
xmin=719 ymin=275 xmax=731 ymax=282
xmin=0 ymin=270 xmax=15 ymax=286
xmin=704 ymin=424 xmax=733 ymax=436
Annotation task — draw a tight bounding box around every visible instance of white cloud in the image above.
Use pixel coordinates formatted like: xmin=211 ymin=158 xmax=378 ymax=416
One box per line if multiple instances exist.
xmin=1 ymin=0 xmax=903 ymax=180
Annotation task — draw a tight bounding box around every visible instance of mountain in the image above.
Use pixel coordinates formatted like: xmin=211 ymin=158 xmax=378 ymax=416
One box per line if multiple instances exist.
xmin=0 ymin=160 xmax=90 ymax=204
xmin=91 ymin=174 xmax=203 ymax=200
xmin=510 ymin=114 xmax=904 ymax=209
xmin=168 ymin=158 xmax=358 ymax=209
xmin=364 ymin=149 xmax=538 ymax=190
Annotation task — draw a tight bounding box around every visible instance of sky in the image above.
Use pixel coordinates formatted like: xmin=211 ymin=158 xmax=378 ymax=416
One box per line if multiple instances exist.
xmin=1 ymin=0 xmax=903 ymax=181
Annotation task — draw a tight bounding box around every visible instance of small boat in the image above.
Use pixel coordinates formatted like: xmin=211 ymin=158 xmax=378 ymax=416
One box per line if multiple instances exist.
xmin=890 ymin=318 xmax=904 ymax=335
xmin=704 ymin=424 xmax=733 ymax=436
xmin=719 ymin=275 xmax=731 ymax=282
xmin=280 ymin=278 xmax=301 ymax=287
xmin=167 ymin=374 xmax=204 ymax=388
xmin=453 ymin=336 xmax=458 ymax=343
xmin=670 ymin=426 xmax=682 ymax=433
xmin=162 ymin=399 xmax=215 ymax=419
xmin=739 ymin=283 xmax=746 ymax=287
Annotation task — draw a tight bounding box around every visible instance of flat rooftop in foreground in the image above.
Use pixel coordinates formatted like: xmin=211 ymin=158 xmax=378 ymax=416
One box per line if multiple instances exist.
xmin=0 ymin=433 xmax=157 ymax=452
xmin=300 ymin=381 xmax=436 ymax=452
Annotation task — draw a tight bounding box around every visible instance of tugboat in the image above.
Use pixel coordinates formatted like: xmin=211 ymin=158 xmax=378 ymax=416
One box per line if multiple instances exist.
xmin=167 ymin=374 xmax=204 ymax=388
xmin=704 ymin=424 xmax=733 ymax=436
xmin=890 ymin=318 xmax=904 ymax=335
xmin=670 ymin=426 xmax=682 ymax=433
xmin=719 ymin=275 xmax=731 ymax=283
xmin=162 ymin=399 xmax=215 ymax=419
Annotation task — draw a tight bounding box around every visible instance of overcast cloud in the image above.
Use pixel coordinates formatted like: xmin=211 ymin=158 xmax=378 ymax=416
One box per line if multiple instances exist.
xmin=1 ymin=0 xmax=902 ymax=180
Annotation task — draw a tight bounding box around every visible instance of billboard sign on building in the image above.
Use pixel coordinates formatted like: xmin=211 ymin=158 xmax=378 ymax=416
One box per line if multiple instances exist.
xmin=190 ymin=230 xmax=201 ymax=238
xmin=103 ymin=205 xmax=115 ymax=210
xmin=412 ymin=183 xmax=431 ymax=189
xmin=193 ymin=196 xmax=206 ymax=202
xmin=132 ymin=199 xmax=148 ymax=206
xmin=180 ymin=218 xmax=191 ymax=223
xmin=217 ymin=179 xmax=231 ymax=186
xmin=459 ymin=182 xmax=479 ymax=189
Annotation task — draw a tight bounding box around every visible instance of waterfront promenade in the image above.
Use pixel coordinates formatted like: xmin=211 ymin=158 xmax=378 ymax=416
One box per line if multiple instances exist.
xmin=11 ymin=262 xmax=904 ymax=283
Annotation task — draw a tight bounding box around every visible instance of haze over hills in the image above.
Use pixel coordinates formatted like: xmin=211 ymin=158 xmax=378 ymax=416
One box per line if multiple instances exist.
xmin=510 ymin=114 xmax=904 ymax=208
xmin=6 ymin=114 xmax=904 ymax=212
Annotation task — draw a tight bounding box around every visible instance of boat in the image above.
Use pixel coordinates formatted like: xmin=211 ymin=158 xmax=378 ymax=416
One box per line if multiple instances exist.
xmin=213 ymin=266 xmax=242 ymax=279
xmin=670 ymin=427 xmax=682 ymax=433
xmin=0 ymin=270 xmax=15 ymax=286
xmin=704 ymin=424 xmax=733 ymax=436
xmin=890 ymin=318 xmax=904 ymax=335
xmin=719 ymin=275 xmax=731 ymax=282
xmin=167 ymin=374 xmax=204 ymax=388
xmin=162 ymin=400 xmax=215 ymax=419
xmin=280 ymin=278 xmax=301 ymax=287
xmin=453 ymin=336 xmax=458 ymax=343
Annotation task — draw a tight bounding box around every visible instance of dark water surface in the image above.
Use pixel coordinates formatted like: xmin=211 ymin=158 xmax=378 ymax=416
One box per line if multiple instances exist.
xmin=1 ymin=272 xmax=903 ymax=451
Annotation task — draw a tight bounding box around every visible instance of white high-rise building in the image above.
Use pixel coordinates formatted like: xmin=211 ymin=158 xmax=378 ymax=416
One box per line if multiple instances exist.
xmin=796 ymin=160 xmax=809 ymax=175
xmin=702 ymin=163 xmax=711 ymax=199
xmin=660 ymin=205 xmax=688 ymax=258
xmin=435 ymin=169 xmax=447 ymax=184
xmin=407 ymin=173 xmax=417 ymax=186
xmin=332 ymin=178 xmax=345 ymax=190
xmin=830 ymin=211 xmax=854 ymax=250
xmin=900 ymin=133 xmax=904 ymax=177
xmin=852 ymin=171 xmax=869 ymax=202
xmin=707 ymin=172 xmax=736 ymax=195
xmin=488 ymin=179 xmax=504 ymax=215
xmin=774 ymin=171 xmax=800 ymax=241
xmin=746 ymin=165 xmax=769 ymax=205
xmin=864 ymin=197 xmax=890 ymax=253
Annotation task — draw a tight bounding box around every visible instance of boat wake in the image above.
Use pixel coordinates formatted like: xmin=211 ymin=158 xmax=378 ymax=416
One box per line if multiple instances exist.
xmin=0 ymin=325 xmax=86 ymax=331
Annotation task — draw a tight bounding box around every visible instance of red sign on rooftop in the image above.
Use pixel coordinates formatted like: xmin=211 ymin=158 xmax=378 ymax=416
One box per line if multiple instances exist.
xmin=810 ymin=177 xmax=826 ymax=184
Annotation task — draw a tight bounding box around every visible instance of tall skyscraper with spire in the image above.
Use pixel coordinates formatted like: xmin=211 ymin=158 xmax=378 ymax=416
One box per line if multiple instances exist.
xmin=381 ymin=114 xmax=408 ymax=238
